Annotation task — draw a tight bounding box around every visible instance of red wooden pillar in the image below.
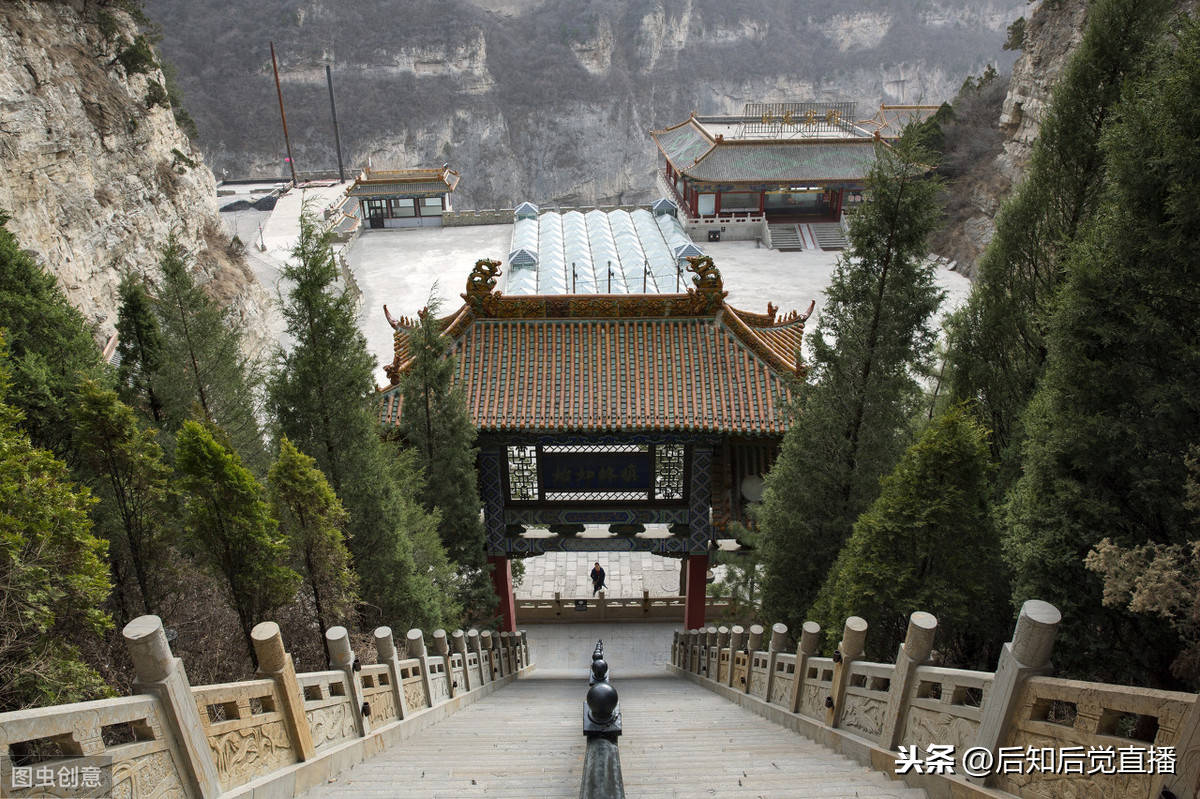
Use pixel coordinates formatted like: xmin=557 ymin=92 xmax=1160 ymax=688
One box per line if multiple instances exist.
xmin=684 ymin=554 xmax=709 ymax=629
xmin=489 ymin=555 xmax=517 ymax=632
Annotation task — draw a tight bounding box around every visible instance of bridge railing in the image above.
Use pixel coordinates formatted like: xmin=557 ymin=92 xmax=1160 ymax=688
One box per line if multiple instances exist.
xmin=669 ymin=602 xmax=1200 ymax=799
xmin=0 ymin=616 xmax=532 ymax=798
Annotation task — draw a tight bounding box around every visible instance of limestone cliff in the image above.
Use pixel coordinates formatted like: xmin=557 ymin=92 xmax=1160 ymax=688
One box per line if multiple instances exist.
xmin=930 ymin=0 xmax=1089 ymax=277
xmin=0 ymin=0 xmax=272 ymax=351
xmin=146 ymin=0 xmax=1024 ymax=209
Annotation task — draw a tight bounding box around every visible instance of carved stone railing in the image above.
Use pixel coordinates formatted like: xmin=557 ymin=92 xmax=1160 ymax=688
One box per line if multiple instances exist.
xmin=0 ymin=616 xmax=533 ymax=798
xmin=669 ymin=601 xmax=1200 ymax=799
xmin=514 ymin=592 xmax=731 ymax=623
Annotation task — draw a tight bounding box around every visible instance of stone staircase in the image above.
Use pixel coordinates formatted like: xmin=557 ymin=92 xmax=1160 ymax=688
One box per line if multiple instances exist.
xmin=767 ymin=223 xmax=804 ymax=251
xmin=809 ymin=222 xmax=849 ymax=250
xmin=300 ymin=674 xmax=926 ymax=798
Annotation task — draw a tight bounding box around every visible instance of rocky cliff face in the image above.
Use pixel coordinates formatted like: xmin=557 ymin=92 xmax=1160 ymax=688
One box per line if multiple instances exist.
xmin=146 ymin=0 xmax=1023 ymax=209
xmin=0 ymin=0 xmax=271 ymax=350
xmin=995 ymin=0 xmax=1088 ymax=182
xmin=930 ymin=0 xmax=1089 ymax=276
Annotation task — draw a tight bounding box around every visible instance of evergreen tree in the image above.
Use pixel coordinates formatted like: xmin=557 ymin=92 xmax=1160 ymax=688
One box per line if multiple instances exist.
xmin=115 ymin=271 xmax=165 ymax=425
xmin=945 ymin=0 xmax=1169 ymax=482
xmin=758 ymin=132 xmax=944 ymax=634
xmin=0 ymin=336 xmax=113 ymax=711
xmin=0 ymin=212 xmax=106 ymax=457
xmin=268 ymin=211 xmax=455 ymax=631
xmin=1003 ymin=17 xmax=1200 ymax=686
xmin=152 ymin=238 xmax=266 ymax=472
xmin=175 ymin=419 xmax=300 ymax=661
xmin=398 ymin=296 xmax=491 ymax=616
xmin=71 ymin=380 xmax=174 ymax=620
xmin=810 ymin=406 xmax=1006 ymax=666
xmin=269 ymin=437 xmax=358 ymax=657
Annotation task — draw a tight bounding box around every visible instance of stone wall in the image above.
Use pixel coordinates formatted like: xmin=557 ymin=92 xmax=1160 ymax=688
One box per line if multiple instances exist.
xmin=0 ymin=617 xmax=532 ymax=798
xmin=671 ymin=604 xmax=1200 ymax=799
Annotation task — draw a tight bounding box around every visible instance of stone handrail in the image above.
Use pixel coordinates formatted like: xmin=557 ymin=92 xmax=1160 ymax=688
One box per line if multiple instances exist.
xmin=0 ymin=616 xmax=534 ymax=798
xmin=515 ymin=592 xmax=732 ymax=623
xmin=669 ymin=601 xmax=1200 ymax=799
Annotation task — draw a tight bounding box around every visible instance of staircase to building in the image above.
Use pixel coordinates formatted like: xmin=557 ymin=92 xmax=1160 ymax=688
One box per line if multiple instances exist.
xmin=299 ymin=673 xmax=926 ymax=798
xmin=809 ymin=222 xmax=849 ymax=250
xmin=767 ymin=223 xmax=804 ymax=251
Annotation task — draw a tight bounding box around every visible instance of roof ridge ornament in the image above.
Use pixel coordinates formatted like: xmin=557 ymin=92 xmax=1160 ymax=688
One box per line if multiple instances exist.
xmin=685 ymin=255 xmax=727 ymax=312
xmin=464 ymin=258 xmax=503 ymax=311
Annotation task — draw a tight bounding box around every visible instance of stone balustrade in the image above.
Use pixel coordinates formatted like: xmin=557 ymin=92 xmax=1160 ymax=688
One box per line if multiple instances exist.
xmin=515 ymin=592 xmax=732 ymax=623
xmin=669 ymin=601 xmax=1200 ymax=799
xmin=0 ymin=616 xmax=533 ymax=798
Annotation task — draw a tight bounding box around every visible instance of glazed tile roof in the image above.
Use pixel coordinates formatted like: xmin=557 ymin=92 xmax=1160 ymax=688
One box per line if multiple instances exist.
xmin=380 ymin=257 xmax=812 ymax=436
xmin=651 ymin=116 xmax=880 ymax=184
xmin=347 ymin=166 xmax=460 ymax=197
xmin=347 ymin=181 xmax=454 ymax=196
xmin=684 ymin=140 xmax=878 ymax=183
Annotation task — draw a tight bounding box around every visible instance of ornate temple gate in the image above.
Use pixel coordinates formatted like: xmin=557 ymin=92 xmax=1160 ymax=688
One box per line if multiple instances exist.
xmin=380 ymin=257 xmax=813 ymax=631
xmin=479 ymin=435 xmax=716 ymax=630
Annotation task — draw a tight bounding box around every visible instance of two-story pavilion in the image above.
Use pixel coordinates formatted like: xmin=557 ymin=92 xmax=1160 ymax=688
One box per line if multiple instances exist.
xmin=379 ymin=257 xmax=812 ymax=632
xmin=651 ymin=102 xmax=882 ymax=222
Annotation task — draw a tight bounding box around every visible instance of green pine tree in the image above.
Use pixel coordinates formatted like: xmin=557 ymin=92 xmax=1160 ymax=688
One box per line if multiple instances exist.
xmin=71 ymin=380 xmax=175 ymax=620
xmin=758 ymin=132 xmax=944 ymax=634
xmin=152 ymin=237 xmax=267 ymax=473
xmin=115 ymin=271 xmax=165 ymax=425
xmin=810 ymin=406 xmax=1006 ymax=666
xmin=945 ymin=0 xmax=1169 ymax=483
xmin=1003 ymin=16 xmax=1200 ymax=686
xmin=398 ymin=296 xmax=491 ymax=617
xmin=175 ymin=419 xmax=300 ymax=661
xmin=0 ymin=212 xmax=107 ymax=458
xmin=267 ymin=211 xmax=456 ymax=632
xmin=0 ymin=336 xmax=113 ymax=711
xmin=269 ymin=437 xmax=359 ymax=657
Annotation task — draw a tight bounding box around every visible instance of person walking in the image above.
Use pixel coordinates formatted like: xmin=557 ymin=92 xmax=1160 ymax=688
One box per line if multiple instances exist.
xmin=590 ymin=561 xmax=606 ymax=596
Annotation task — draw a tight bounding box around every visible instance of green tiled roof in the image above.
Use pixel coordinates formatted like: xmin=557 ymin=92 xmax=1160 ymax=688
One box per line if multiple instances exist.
xmin=347 ymin=181 xmax=451 ymax=197
xmin=652 ymin=122 xmax=715 ymax=170
xmin=686 ymin=141 xmax=878 ymax=183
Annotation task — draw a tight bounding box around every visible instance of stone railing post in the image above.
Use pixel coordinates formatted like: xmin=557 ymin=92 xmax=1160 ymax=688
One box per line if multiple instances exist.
xmin=705 ymin=626 xmax=718 ymax=679
xmin=452 ymin=630 xmax=472 ymax=692
xmin=747 ymin=623 xmax=763 ymax=654
xmin=827 ymin=616 xmax=867 ymax=728
xmin=374 ymin=626 xmax=408 ymax=719
xmin=123 ymin=615 xmax=222 ymax=799
xmin=521 ymin=630 xmax=530 ymax=667
xmin=717 ymin=626 xmax=731 ymax=686
xmin=327 ymin=625 xmax=370 ymax=737
xmin=407 ymin=628 xmax=435 ymax=708
xmin=490 ymin=631 xmax=506 ymax=678
xmin=791 ymin=621 xmax=821 ymax=714
xmin=1154 ymin=693 xmax=1200 ymax=799
xmin=745 ymin=624 xmax=764 ymax=694
xmin=970 ymin=600 xmax=1060 ymax=785
xmin=480 ymin=630 xmax=495 ymax=681
xmin=432 ymin=629 xmax=454 ymax=698
xmin=252 ymin=621 xmax=315 ymax=761
xmin=726 ymin=626 xmax=742 ymax=687
xmin=881 ymin=612 xmax=938 ymax=749
xmin=672 ymin=632 xmax=680 ymax=666
xmin=764 ymin=623 xmax=788 ymax=703
xmin=468 ymin=629 xmax=487 ymax=685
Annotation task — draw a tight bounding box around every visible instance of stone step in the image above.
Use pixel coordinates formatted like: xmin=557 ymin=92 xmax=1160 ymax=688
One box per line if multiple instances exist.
xmin=810 ymin=222 xmax=849 ymax=250
xmin=299 ymin=674 xmax=927 ymax=798
xmin=768 ymin=223 xmax=804 ymax=251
